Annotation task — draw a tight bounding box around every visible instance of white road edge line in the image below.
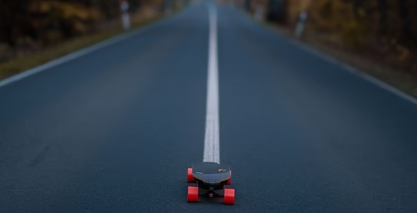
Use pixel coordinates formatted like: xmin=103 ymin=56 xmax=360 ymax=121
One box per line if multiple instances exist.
xmin=287 ymin=39 xmax=417 ymax=106
xmin=203 ymin=4 xmax=220 ymax=164
xmin=241 ymin=9 xmax=417 ymax=106
xmin=0 ymin=15 xmax=177 ymax=88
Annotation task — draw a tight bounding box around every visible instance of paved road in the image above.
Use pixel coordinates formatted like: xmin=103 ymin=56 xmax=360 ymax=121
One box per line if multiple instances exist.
xmin=1 ymin=1 xmax=417 ymax=212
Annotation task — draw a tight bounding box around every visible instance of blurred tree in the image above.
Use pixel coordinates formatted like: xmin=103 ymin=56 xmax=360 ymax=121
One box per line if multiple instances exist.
xmin=377 ymin=0 xmax=387 ymax=36
xmin=398 ymin=0 xmax=414 ymax=48
xmin=0 ymin=0 xmax=32 ymax=47
xmin=0 ymin=0 xmax=160 ymax=47
xmin=265 ymin=0 xmax=288 ymax=24
xmin=259 ymin=0 xmax=417 ymax=70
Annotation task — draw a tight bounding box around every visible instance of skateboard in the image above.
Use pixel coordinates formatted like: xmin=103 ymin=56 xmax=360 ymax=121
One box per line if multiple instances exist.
xmin=186 ymin=162 xmax=235 ymax=205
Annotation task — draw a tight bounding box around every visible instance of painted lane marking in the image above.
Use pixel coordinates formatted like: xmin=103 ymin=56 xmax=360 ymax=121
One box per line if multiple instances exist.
xmin=203 ymin=4 xmax=220 ymax=164
xmin=238 ymin=7 xmax=417 ymax=106
xmin=287 ymin=38 xmax=417 ymax=106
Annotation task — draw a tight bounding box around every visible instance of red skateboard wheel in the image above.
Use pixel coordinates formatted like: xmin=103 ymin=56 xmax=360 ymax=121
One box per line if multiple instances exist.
xmin=187 ymin=168 xmax=195 ymax=183
xmin=223 ymin=188 xmax=235 ymax=205
xmin=187 ymin=186 xmax=199 ymax=202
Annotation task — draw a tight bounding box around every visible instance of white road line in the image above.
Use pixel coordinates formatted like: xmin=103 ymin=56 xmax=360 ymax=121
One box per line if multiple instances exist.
xmin=0 ymin=15 xmax=178 ymax=88
xmin=203 ymin=5 xmax=220 ymax=164
xmin=238 ymin=8 xmax=417 ymax=106
xmin=287 ymin=39 xmax=417 ymax=106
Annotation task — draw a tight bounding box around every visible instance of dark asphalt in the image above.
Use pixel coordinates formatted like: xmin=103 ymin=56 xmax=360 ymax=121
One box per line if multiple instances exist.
xmin=1 ymin=1 xmax=417 ymax=212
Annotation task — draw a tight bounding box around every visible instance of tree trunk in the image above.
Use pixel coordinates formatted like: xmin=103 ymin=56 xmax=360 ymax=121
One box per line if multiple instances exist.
xmin=398 ymin=0 xmax=413 ymax=47
xmin=377 ymin=0 xmax=387 ymax=36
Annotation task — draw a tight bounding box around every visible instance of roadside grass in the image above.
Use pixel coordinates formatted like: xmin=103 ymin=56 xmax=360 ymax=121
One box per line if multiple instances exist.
xmin=301 ymin=33 xmax=417 ymax=99
xmin=242 ymin=9 xmax=417 ymax=99
xmin=0 ymin=13 xmax=164 ymax=81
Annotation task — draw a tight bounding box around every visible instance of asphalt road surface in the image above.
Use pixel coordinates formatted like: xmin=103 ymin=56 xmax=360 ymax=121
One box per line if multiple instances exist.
xmin=1 ymin=1 xmax=417 ymax=212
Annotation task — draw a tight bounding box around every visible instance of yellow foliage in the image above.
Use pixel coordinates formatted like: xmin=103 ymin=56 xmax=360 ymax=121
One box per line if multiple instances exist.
xmin=29 ymin=1 xmax=102 ymax=20
xmin=303 ymin=0 xmax=367 ymax=47
xmin=144 ymin=0 xmax=164 ymax=6
xmin=300 ymin=0 xmax=311 ymax=10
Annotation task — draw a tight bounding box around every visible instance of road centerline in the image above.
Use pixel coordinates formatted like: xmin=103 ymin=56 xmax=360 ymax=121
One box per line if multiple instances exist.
xmin=203 ymin=4 xmax=220 ymax=164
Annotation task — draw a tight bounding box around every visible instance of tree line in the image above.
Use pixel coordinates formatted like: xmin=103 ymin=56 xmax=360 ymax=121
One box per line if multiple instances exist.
xmin=0 ymin=0 xmax=170 ymax=47
xmin=245 ymin=0 xmax=417 ymax=71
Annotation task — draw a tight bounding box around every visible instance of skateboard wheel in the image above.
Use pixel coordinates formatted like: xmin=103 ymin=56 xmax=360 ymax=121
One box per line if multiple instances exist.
xmin=187 ymin=186 xmax=199 ymax=202
xmin=226 ymin=170 xmax=232 ymax=185
xmin=187 ymin=168 xmax=195 ymax=183
xmin=223 ymin=188 xmax=235 ymax=205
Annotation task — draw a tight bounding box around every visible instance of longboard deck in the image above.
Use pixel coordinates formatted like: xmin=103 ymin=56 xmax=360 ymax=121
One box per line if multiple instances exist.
xmin=191 ymin=162 xmax=231 ymax=184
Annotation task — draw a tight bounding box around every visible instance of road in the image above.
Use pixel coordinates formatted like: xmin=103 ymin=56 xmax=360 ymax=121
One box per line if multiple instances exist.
xmin=1 ymin=1 xmax=417 ymax=212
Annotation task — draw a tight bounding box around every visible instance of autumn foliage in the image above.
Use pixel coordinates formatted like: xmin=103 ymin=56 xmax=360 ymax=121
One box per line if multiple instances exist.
xmin=0 ymin=0 xmax=175 ymax=61
xmin=247 ymin=0 xmax=417 ymax=73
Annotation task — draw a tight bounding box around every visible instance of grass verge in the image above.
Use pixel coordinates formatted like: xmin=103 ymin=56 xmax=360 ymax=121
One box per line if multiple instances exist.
xmin=302 ymin=34 xmax=417 ymax=99
xmin=273 ymin=25 xmax=417 ymax=99
xmin=0 ymin=14 xmax=164 ymax=81
xmin=241 ymin=8 xmax=417 ymax=100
